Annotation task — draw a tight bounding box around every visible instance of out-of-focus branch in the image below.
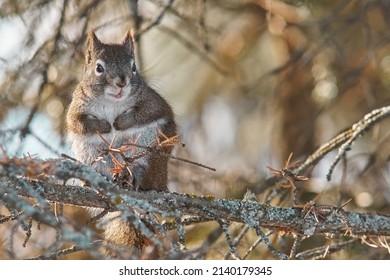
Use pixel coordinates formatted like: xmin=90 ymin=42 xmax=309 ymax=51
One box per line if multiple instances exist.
xmin=297 ymin=106 xmax=390 ymax=180
xmin=260 ymin=106 xmax=390 ymax=191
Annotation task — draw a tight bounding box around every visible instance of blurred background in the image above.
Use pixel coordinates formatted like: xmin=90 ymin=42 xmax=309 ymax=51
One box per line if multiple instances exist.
xmin=1 ymin=0 xmax=390 ymax=259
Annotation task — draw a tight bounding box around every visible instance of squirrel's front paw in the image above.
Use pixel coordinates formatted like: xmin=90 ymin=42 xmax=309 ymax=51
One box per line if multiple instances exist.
xmin=96 ymin=119 xmax=112 ymax=134
xmin=113 ymin=113 xmax=133 ymax=131
xmin=83 ymin=115 xmax=112 ymax=134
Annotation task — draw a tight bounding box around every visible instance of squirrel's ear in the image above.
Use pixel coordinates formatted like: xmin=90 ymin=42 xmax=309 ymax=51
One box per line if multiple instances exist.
xmin=86 ymin=30 xmax=101 ymax=64
xmin=123 ymin=30 xmax=135 ymax=53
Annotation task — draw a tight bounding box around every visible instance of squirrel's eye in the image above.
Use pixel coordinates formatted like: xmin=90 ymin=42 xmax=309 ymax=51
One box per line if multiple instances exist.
xmin=95 ymin=63 xmax=105 ymax=75
xmin=132 ymin=62 xmax=136 ymax=74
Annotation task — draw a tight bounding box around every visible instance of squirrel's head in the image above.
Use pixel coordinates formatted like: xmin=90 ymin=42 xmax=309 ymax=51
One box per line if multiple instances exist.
xmin=83 ymin=30 xmax=140 ymax=102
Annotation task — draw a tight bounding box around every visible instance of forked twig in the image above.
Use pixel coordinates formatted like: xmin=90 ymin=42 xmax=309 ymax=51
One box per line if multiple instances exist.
xmin=267 ymin=153 xmax=308 ymax=204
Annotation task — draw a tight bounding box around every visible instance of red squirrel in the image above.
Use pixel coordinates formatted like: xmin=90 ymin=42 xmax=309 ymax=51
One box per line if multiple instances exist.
xmin=66 ymin=30 xmax=176 ymax=256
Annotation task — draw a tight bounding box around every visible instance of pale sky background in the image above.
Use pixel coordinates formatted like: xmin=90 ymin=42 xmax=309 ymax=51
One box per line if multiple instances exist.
xmin=0 ymin=13 xmax=68 ymax=159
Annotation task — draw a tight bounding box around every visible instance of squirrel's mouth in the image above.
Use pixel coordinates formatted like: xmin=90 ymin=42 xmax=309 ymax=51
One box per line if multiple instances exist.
xmin=113 ymin=90 xmax=123 ymax=99
xmin=108 ymin=89 xmax=124 ymax=100
xmin=105 ymin=86 xmax=130 ymax=100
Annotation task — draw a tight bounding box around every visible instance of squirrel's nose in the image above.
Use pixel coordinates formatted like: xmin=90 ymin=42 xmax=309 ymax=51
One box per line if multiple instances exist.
xmin=115 ymin=76 xmax=127 ymax=88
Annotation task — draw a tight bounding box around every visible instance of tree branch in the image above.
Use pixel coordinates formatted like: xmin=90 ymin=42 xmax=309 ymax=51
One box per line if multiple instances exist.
xmin=1 ymin=157 xmax=390 ymax=237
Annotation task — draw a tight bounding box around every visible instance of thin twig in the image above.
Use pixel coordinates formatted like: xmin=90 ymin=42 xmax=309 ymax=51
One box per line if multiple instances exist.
xmin=140 ymin=0 xmax=175 ymax=35
xmin=254 ymin=227 xmax=288 ymax=260
xmin=289 ymin=235 xmax=303 ymax=259
xmin=292 ymin=106 xmax=390 ymax=179
xmin=325 ymin=107 xmax=390 ymax=180
xmin=242 ymin=231 xmax=273 ymax=260
xmin=295 ymin=239 xmax=358 ymax=260
xmin=224 ymin=225 xmax=249 ymax=259
xmin=218 ymin=220 xmax=240 ymax=260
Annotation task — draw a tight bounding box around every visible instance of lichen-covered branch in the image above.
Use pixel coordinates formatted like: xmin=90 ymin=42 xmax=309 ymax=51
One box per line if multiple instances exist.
xmin=1 ymin=157 xmax=390 ymax=238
